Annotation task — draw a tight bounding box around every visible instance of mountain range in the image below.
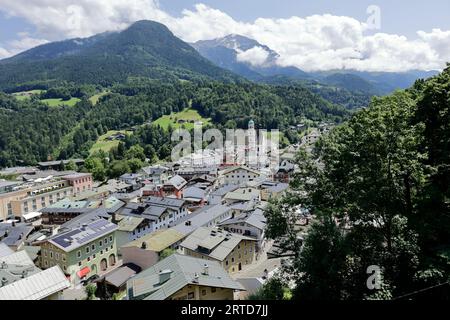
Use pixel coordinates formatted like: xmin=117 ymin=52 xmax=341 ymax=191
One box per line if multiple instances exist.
xmin=192 ymin=34 xmax=438 ymax=95
xmin=0 ymin=20 xmax=438 ymax=97
xmin=0 ymin=20 xmax=237 ymax=91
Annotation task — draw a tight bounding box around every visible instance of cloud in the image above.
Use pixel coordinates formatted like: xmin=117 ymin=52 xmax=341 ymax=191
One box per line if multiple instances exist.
xmin=236 ymin=46 xmax=270 ymax=67
xmin=0 ymin=35 xmax=49 ymax=59
xmin=0 ymin=1 xmax=449 ymax=72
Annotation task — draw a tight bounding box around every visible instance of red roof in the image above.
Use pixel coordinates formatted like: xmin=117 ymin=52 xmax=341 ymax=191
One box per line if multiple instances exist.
xmin=77 ymin=266 xmax=91 ymax=278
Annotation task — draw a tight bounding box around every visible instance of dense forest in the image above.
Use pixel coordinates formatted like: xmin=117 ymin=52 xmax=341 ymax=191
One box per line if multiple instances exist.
xmin=0 ymin=78 xmax=350 ymax=170
xmin=265 ymin=65 xmax=450 ymax=300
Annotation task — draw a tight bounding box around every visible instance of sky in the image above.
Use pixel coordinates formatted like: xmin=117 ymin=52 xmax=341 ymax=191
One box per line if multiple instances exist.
xmin=0 ymin=0 xmax=449 ymax=72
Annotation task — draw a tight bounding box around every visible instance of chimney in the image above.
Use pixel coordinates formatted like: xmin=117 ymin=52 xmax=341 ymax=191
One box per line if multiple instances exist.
xmin=141 ymin=242 xmax=147 ymax=249
xmin=1 ymin=261 xmax=7 ymax=269
xmin=158 ymin=269 xmax=172 ymax=284
xmin=193 ymin=273 xmax=199 ymax=283
xmin=1 ymin=277 xmax=7 ymax=287
xmin=202 ymin=264 xmax=209 ymax=276
xmin=22 ymin=270 xmax=28 ymax=278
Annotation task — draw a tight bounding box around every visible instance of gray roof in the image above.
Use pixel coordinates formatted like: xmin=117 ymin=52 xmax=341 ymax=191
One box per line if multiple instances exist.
xmin=166 ymin=175 xmax=187 ymax=190
xmin=173 ymin=204 xmax=232 ymax=236
xmin=59 ymin=208 xmax=110 ymax=230
xmin=211 ymin=184 xmax=239 ymax=197
xmin=38 ymin=159 xmax=84 ymax=167
xmin=265 ymin=183 xmax=289 ymax=193
xmin=0 ymin=243 xmax=13 ymax=258
xmin=0 ymin=266 xmax=70 ymax=300
xmin=145 ymin=196 xmax=185 ymax=210
xmin=180 ymin=227 xmax=256 ymax=261
xmin=143 ymin=206 xmax=168 ymax=219
xmin=183 ymin=186 xmax=205 ymax=201
xmin=0 ymin=223 xmax=34 ymax=247
xmin=127 ymin=254 xmax=244 ymax=300
xmin=219 ymin=208 xmax=266 ymax=231
xmin=104 ymin=264 xmax=141 ymax=288
xmin=48 ymin=219 xmax=117 ymax=252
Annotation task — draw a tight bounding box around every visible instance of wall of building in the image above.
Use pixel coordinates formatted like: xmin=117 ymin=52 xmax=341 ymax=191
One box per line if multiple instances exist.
xmin=169 ymin=284 xmax=234 ymax=300
xmin=40 ymin=230 xmax=118 ymax=284
xmin=223 ymin=169 xmax=259 ymax=186
xmin=0 ymin=189 xmax=28 ymax=221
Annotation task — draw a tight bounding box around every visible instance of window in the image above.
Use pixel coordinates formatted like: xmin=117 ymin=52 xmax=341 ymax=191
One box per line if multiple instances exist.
xmin=43 ymin=250 xmax=47 ymax=257
xmin=111 ymin=245 xmax=113 ymax=249
xmin=77 ymin=250 xmax=81 ymax=258
xmin=87 ymin=257 xmax=91 ymax=262
xmin=93 ymin=254 xmax=96 ymax=259
xmin=201 ymin=289 xmax=207 ymax=296
xmin=63 ymin=265 xmax=67 ymax=271
xmin=109 ymin=236 xmax=113 ymax=242
xmin=104 ymin=238 xmax=108 ymax=244
xmin=91 ymin=244 xmax=95 ymax=251
xmin=231 ymin=258 xmax=234 ymax=262
xmin=100 ymin=250 xmax=103 ymax=255
xmin=99 ymin=240 xmax=103 ymax=246
xmin=86 ymin=246 xmax=90 ymax=254
xmin=49 ymin=251 xmax=53 ymax=259
xmin=44 ymin=260 xmax=48 ymax=267
xmin=62 ymin=255 xmax=66 ymax=262
xmin=188 ymin=292 xmax=194 ymax=300
xmin=78 ymin=262 xmax=82 ymax=266
xmin=211 ymin=288 xmax=216 ymax=293
xmin=55 ymin=253 xmax=60 ymax=261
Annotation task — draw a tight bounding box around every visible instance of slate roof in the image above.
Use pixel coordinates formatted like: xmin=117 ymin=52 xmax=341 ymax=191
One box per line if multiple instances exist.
xmin=145 ymin=196 xmax=185 ymax=210
xmin=104 ymin=263 xmax=141 ymax=288
xmin=183 ymin=186 xmax=205 ymax=201
xmin=219 ymin=208 xmax=266 ymax=231
xmin=59 ymin=208 xmax=110 ymax=230
xmin=180 ymin=227 xmax=256 ymax=261
xmin=165 ymin=175 xmax=187 ymax=190
xmin=0 ymin=223 xmax=34 ymax=247
xmin=127 ymin=254 xmax=244 ymax=300
xmin=117 ymin=215 xmax=145 ymax=232
xmin=173 ymin=204 xmax=231 ymax=236
xmin=0 ymin=243 xmax=13 ymax=258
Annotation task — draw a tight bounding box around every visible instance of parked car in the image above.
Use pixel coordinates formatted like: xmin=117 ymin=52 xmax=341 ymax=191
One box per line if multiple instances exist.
xmin=81 ymin=274 xmax=100 ymax=286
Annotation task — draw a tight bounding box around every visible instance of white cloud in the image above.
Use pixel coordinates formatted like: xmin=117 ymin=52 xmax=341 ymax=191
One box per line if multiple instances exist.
xmin=0 ymin=1 xmax=449 ymax=72
xmin=236 ymin=46 xmax=270 ymax=67
xmin=0 ymin=35 xmax=49 ymax=59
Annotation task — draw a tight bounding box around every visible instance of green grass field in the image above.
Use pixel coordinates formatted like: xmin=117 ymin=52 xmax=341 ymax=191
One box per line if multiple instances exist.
xmin=41 ymin=97 xmax=81 ymax=107
xmin=12 ymin=90 xmax=45 ymax=101
xmin=89 ymin=130 xmax=131 ymax=155
xmin=89 ymin=91 xmax=109 ymax=105
xmin=152 ymin=108 xmax=211 ymax=130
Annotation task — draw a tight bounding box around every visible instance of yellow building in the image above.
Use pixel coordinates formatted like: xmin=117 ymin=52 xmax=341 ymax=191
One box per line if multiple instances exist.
xmin=180 ymin=227 xmax=257 ymax=273
xmin=127 ymin=254 xmax=244 ymax=300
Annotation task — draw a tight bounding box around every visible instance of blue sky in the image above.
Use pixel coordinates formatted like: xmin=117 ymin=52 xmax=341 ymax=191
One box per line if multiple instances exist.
xmin=159 ymin=0 xmax=450 ymax=38
xmin=0 ymin=0 xmax=449 ymax=72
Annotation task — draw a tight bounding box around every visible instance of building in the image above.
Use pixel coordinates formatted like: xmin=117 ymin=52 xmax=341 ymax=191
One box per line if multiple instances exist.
xmin=61 ymin=173 xmax=93 ymax=195
xmin=38 ymin=219 xmax=118 ymax=284
xmin=180 ymin=227 xmax=257 ymax=274
xmin=0 ymin=250 xmax=70 ymax=300
xmin=220 ymin=166 xmax=261 ymax=186
xmin=121 ymin=228 xmax=186 ymax=270
xmin=223 ymin=187 xmax=261 ymax=205
xmin=0 ymin=222 xmax=34 ymax=251
xmin=260 ymin=181 xmax=289 ymax=201
xmin=37 ymin=159 xmax=84 ymax=171
xmin=218 ymin=208 xmax=267 ymax=252
xmin=139 ymin=165 xmax=170 ymax=184
xmin=162 ymin=175 xmax=187 ymax=198
xmin=126 ymin=254 xmax=244 ymax=300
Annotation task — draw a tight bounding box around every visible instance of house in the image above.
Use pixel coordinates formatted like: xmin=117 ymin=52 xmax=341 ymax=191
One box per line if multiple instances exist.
xmin=208 ymin=184 xmax=239 ymax=205
xmin=121 ymin=228 xmax=186 ymax=270
xmin=0 ymin=222 xmax=34 ymax=251
xmin=172 ymin=204 xmax=233 ymax=237
xmin=274 ymin=160 xmax=295 ymax=183
xmin=96 ymin=263 xmax=141 ymax=297
xmin=218 ymin=208 xmax=267 ymax=252
xmin=182 ymin=186 xmax=206 ymax=207
xmin=223 ymin=187 xmax=261 ymax=205
xmin=180 ymin=227 xmax=257 ymax=274
xmin=139 ymin=165 xmax=169 ymax=184
xmin=0 ymin=250 xmax=70 ymax=300
xmin=39 ymin=198 xmax=94 ymax=225
xmin=114 ymin=215 xmax=153 ymax=251
xmin=61 ymin=173 xmax=93 ymax=195
xmin=260 ymin=181 xmax=289 ymax=201
xmin=38 ymin=219 xmax=118 ymax=284
xmin=119 ymin=173 xmax=143 ymax=185
xmin=162 ymin=175 xmax=187 ymax=198
xmin=37 ymin=159 xmax=84 ymax=171
xmin=126 ymin=254 xmax=244 ymax=300
xmin=220 ymin=166 xmax=261 ymax=186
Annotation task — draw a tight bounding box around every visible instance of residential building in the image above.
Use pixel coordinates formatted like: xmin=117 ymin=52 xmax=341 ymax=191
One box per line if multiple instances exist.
xmin=0 ymin=250 xmax=69 ymax=300
xmin=260 ymin=181 xmax=289 ymax=201
xmin=180 ymin=227 xmax=257 ymax=273
xmin=0 ymin=222 xmax=34 ymax=251
xmin=121 ymin=228 xmax=186 ymax=270
xmin=62 ymin=173 xmax=93 ymax=195
xmin=38 ymin=219 xmax=118 ymax=284
xmin=162 ymin=175 xmax=187 ymax=198
xmin=220 ymin=166 xmax=261 ymax=186
xmin=126 ymin=254 xmax=244 ymax=300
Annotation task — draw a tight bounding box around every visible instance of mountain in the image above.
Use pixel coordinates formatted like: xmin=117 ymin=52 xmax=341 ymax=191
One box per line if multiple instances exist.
xmin=0 ymin=20 xmax=237 ymax=90
xmin=192 ymin=34 xmax=438 ymax=96
xmin=192 ymin=34 xmax=310 ymax=81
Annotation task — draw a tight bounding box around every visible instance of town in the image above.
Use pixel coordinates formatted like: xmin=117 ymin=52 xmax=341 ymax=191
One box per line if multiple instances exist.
xmin=0 ymin=121 xmax=330 ymax=300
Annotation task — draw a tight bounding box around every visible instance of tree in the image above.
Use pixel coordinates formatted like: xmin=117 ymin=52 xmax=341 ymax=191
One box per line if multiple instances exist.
xmin=248 ymin=277 xmax=287 ymax=300
xmin=85 ymin=284 xmax=97 ymax=300
xmin=160 ymin=248 xmax=176 ymax=260
xmin=126 ymin=145 xmax=146 ymax=161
